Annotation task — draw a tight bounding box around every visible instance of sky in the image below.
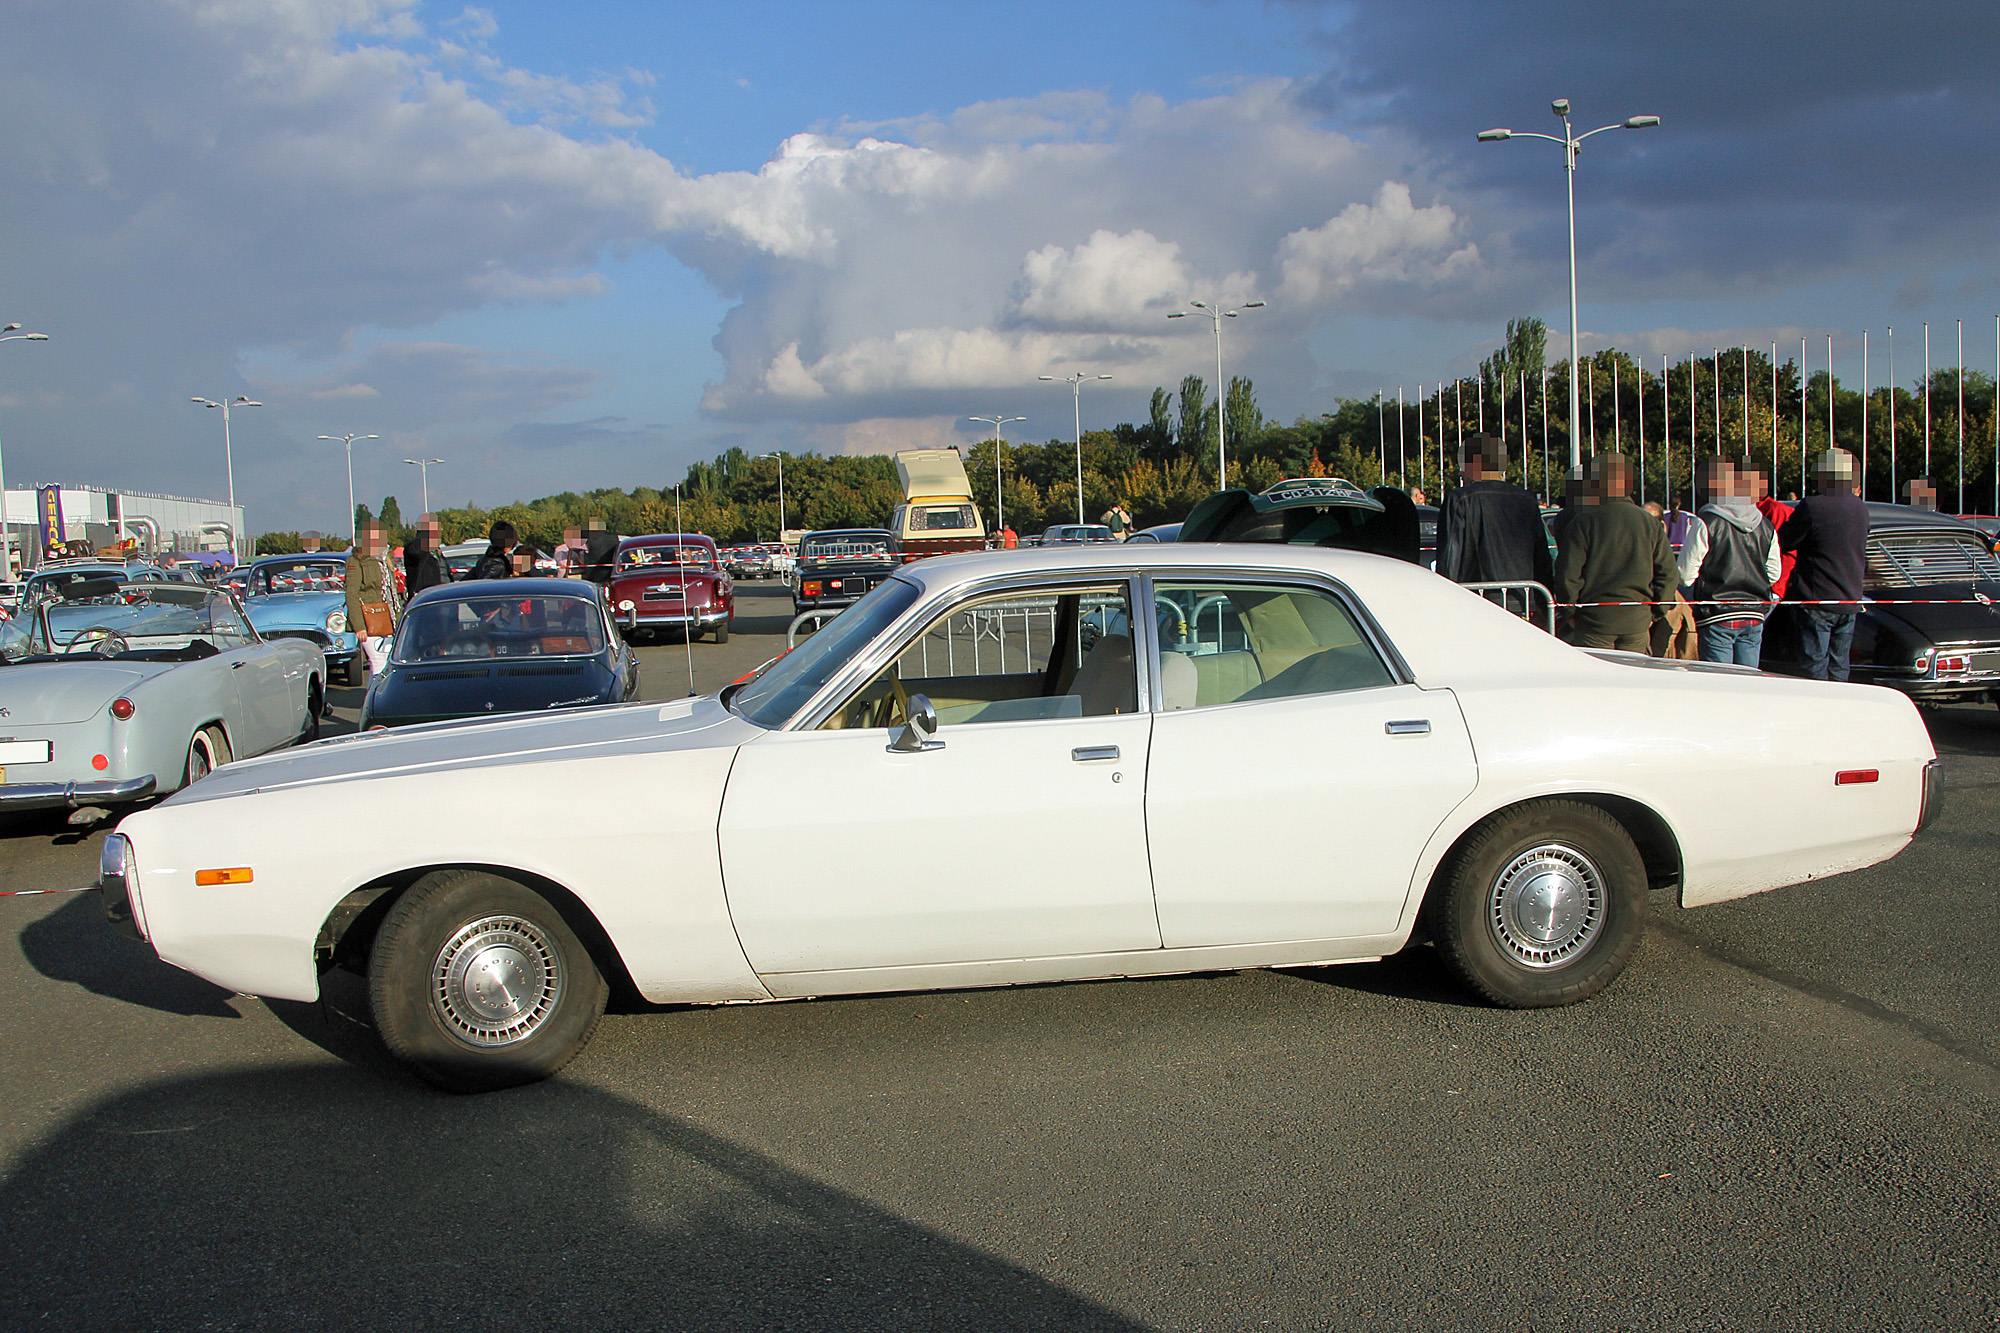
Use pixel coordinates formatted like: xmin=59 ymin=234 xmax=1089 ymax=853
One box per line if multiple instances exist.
xmin=0 ymin=0 xmax=1993 ymax=534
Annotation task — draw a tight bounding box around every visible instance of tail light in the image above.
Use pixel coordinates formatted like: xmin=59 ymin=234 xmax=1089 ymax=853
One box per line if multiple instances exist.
xmin=1935 ymin=654 xmax=1969 ymax=675
xmin=802 ymin=580 xmax=823 ymax=596
xmin=110 ymin=697 xmax=136 ymax=720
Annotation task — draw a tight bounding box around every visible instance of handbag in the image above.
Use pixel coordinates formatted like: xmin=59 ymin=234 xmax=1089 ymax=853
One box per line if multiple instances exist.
xmin=360 ymin=600 xmax=394 ymax=637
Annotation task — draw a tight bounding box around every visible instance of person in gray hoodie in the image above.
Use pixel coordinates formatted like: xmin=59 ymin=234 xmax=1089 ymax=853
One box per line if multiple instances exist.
xmin=1677 ymin=453 xmax=1780 ymax=665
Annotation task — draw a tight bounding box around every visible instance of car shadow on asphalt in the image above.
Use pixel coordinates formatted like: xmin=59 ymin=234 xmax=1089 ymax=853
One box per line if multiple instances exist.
xmin=17 ymin=891 xmax=243 ymax=1019
xmin=0 ymin=1066 xmax=1149 ymax=1331
xmin=1277 ymin=943 xmax=1489 ymax=1008
xmin=1921 ymin=703 xmax=2000 ymax=758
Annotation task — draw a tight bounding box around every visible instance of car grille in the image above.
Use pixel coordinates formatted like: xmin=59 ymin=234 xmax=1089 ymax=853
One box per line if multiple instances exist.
xmin=1867 ymin=535 xmax=2000 ymax=587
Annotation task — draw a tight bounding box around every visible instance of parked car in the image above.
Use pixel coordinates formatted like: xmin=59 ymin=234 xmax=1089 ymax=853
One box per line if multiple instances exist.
xmin=17 ymin=560 xmax=169 ymax=619
xmin=0 ymin=581 xmax=19 ymax=615
xmin=791 ymin=529 xmax=897 ymax=613
xmin=1761 ymin=503 xmax=2000 ymax=702
xmin=0 ymin=579 xmax=324 ymax=817
xmin=1124 ymin=523 xmax=1182 ymax=544
xmin=1040 ymin=523 xmax=1115 ymax=545
xmin=358 ymin=579 xmax=639 ymax=729
xmin=104 ymin=543 xmax=1936 ymax=1092
xmin=440 ymin=541 xmax=486 ymax=581
xmin=238 ymin=554 xmax=364 ymax=686
xmin=606 ymin=533 xmax=734 ymax=643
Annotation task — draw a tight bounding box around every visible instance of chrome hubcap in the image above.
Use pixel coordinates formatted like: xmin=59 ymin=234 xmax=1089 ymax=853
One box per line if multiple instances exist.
xmin=1488 ymin=843 xmax=1603 ymax=969
xmin=431 ymin=915 xmax=563 ymax=1047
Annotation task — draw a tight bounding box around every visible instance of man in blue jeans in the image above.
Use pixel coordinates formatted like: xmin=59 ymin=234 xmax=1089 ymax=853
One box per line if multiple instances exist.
xmin=1775 ymin=449 xmax=1868 ymax=681
xmin=1679 ymin=455 xmax=1780 ymax=665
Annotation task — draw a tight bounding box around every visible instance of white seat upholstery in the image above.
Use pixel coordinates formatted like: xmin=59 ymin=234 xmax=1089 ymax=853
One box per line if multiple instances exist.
xmin=1160 ymin=650 xmax=1199 ymax=710
xmin=1070 ymin=634 xmax=1136 ymax=715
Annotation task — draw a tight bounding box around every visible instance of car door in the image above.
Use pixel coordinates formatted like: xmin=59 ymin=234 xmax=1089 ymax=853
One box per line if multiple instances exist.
xmin=719 ymin=578 xmax=1160 ymax=979
xmin=1144 ymin=577 xmax=1477 ymax=947
xmin=210 ymin=596 xmax=292 ymax=755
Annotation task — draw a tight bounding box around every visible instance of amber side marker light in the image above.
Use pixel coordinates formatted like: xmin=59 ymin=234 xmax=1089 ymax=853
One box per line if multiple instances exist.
xmin=194 ymin=867 xmax=255 ymax=886
xmin=1834 ymin=769 xmax=1880 ymax=786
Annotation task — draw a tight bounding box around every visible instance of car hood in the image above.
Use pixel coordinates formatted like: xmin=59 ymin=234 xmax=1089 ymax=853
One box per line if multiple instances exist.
xmin=1864 ymin=584 xmax=2000 ymax=642
xmin=244 ymin=590 xmax=342 ymax=626
xmin=0 ymin=660 xmax=172 ymax=724
xmin=163 ymin=694 xmax=759 ymax=804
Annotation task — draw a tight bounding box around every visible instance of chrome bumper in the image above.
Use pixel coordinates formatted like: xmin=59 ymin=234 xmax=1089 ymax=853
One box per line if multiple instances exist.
xmin=0 ymin=775 xmax=158 ymax=812
xmin=631 ymin=609 xmax=728 ymax=627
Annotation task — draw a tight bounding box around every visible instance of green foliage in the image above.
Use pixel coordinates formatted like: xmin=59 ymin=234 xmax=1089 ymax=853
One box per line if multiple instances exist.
xmin=353 ymin=502 xmax=373 ymax=529
xmin=255 ymin=532 xmax=353 ymax=555
xmin=1176 ymin=375 xmax=1215 ymax=457
xmin=377 ymin=495 xmax=403 ymax=535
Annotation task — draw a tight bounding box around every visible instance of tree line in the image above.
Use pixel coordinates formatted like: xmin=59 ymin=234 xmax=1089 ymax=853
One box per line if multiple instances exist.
xmin=253 ymin=318 xmax=2000 ymax=552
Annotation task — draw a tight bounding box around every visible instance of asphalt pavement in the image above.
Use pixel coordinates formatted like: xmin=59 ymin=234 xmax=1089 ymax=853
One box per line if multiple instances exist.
xmin=2 ymin=580 xmax=1996 ymax=1331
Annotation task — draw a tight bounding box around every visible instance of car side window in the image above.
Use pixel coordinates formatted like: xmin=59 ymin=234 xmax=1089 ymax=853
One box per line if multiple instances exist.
xmin=208 ymin=597 xmax=255 ymax=648
xmin=1154 ymin=582 xmax=1392 ymax=710
xmin=821 ymin=583 xmax=1137 ymax=730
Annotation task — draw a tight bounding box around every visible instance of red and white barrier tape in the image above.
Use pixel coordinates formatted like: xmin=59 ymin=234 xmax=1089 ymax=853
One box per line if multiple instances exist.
xmin=0 ymin=885 xmax=96 ymax=898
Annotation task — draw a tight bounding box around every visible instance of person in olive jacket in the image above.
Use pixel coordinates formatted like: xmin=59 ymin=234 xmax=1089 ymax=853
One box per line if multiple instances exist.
xmin=1553 ymin=451 xmax=1678 ymax=652
xmin=344 ymin=521 xmax=404 ymax=678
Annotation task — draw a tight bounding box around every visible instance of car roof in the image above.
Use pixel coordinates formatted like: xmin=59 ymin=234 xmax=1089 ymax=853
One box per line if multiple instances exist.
xmin=1866 ymin=501 xmax=1985 ymax=535
xmin=405 ymin=576 xmax=598 ymax=607
xmin=803 ymin=528 xmax=891 ymax=538
xmin=619 ymin=532 xmax=715 ymax=547
xmin=251 ymin=552 xmax=343 ymax=564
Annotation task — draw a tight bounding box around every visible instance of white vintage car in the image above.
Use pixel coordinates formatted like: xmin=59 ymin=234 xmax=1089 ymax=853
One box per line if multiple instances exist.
xmin=101 ymin=546 xmax=1940 ymax=1091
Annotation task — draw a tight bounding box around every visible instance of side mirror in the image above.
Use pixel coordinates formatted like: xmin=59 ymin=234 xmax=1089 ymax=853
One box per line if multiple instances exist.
xmin=887 ymin=693 xmax=944 ymax=753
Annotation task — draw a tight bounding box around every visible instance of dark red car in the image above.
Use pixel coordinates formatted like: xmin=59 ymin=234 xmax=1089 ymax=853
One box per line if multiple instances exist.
xmin=606 ymin=532 xmax=734 ymax=643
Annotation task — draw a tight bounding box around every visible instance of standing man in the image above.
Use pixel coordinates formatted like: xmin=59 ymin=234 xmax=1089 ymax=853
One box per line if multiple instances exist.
xmin=403 ymin=513 xmax=449 ymax=595
xmin=471 ymin=521 xmax=518 ymax=580
xmin=344 ymin=521 xmax=403 ymax=680
xmin=1679 ymin=455 xmax=1780 ymax=665
xmin=1438 ymin=435 xmax=1555 ymax=595
xmin=1553 ymin=452 xmax=1677 ymax=652
xmin=1776 ymin=449 xmax=1869 ymax=681
xmin=579 ymin=518 xmax=619 ymax=585
xmin=1101 ymin=503 xmax=1133 ymax=540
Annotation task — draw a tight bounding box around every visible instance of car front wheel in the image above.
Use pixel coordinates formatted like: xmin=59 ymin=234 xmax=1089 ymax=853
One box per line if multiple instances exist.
xmin=368 ymin=869 xmax=608 ymax=1093
xmin=1427 ymin=800 xmax=1645 ymax=1008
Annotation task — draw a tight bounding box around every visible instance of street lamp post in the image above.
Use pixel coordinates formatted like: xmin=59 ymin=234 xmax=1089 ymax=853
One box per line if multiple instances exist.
xmin=1038 ymin=372 xmax=1112 ymax=523
xmin=966 ymin=414 xmax=1025 ymax=536
xmin=1168 ymin=299 xmax=1265 ymax=491
xmin=0 ymin=323 xmax=50 ymax=573
xmin=1478 ymin=101 xmax=1659 ymax=472
xmin=191 ymin=395 xmax=261 ymax=564
xmin=318 ymin=433 xmax=379 ymax=540
xmin=403 ymin=457 xmax=444 ymax=515
xmin=757 ymin=452 xmax=787 ymax=537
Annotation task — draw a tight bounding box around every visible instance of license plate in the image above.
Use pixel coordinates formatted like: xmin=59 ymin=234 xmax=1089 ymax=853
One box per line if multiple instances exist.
xmin=0 ymin=739 xmax=52 ymax=765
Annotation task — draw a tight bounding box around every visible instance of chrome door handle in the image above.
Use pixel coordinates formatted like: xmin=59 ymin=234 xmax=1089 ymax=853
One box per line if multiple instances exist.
xmin=230 ymin=661 xmax=245 ymax=670
xmin=1071 ymin=745 xmax=1120 ymax=762
xmin=1384 ymin=719 xmax=1429 ymax=735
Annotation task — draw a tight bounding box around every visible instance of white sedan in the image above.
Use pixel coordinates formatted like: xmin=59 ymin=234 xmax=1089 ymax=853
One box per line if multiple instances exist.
xmin=101 ymin=545 xmax=1940 ymax=1091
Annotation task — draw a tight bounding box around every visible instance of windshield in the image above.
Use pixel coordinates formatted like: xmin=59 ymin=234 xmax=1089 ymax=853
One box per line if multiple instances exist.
xmin=254 ymin=559 xmax=344 ymax=594
xmin=617 ymin=545 xmax=713 ymax=569
xmin=803 ymin=533 xmax=892 ymax=561
xmin=731 ymin=576 xmax=920 ymax=728
xmin=8 ymin=584 xmax=254 ymax=658
xmin=395 ymin=594 xmax=607 ymax=661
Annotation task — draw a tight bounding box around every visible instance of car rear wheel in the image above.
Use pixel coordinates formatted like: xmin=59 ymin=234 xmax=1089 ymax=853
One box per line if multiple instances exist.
xmin=183 ymin=725 xmax=232 ymax=788
xmin=711 ymin=618 xmax=729 ymax=644
xmin=342 ymin=655 xmax=367 ymax=686
xmin=368 ymin=869 xmax=608 ymax=1093
xmin=1427 ymin=800 xmax=1645 ymax=1008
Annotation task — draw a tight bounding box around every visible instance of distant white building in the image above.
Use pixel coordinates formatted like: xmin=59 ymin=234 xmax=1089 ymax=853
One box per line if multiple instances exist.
xmin=1 ymin=484 xmax=245 ymax=573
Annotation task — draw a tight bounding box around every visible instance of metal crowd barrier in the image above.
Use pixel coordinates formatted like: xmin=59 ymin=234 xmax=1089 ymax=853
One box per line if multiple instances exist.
xmin=1461 ymin=580 xmax=1557 ymax=634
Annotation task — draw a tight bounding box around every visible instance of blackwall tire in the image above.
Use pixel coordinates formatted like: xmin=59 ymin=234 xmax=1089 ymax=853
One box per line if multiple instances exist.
xmin=368 ymin=870 xmax=608 ymax=1093
xmin=712 ymin=619 xmax=730 ymax=644
xmin=1428 ymin=800 xmax=1646 ymax=1009
xmin=343 ymin=656 xmax=367 ymax=687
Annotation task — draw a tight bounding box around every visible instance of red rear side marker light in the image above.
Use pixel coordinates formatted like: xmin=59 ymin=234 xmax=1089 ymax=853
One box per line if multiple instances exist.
xmin=1835 ymin=769 xmax=1880 ymax=785
xmin=91 ymin=754 xmax=109 ymax=770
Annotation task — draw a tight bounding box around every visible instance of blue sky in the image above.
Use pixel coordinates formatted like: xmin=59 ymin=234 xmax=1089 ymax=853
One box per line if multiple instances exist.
xmin=0 ymin=0 xmax=1991 ymax=534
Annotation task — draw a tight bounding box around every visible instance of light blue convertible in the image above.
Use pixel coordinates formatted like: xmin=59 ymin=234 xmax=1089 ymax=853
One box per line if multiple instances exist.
xmin=0 ymin=579 xmax=324 ymax=817
xmin=240 ymin=554 xmax=362 ymax=684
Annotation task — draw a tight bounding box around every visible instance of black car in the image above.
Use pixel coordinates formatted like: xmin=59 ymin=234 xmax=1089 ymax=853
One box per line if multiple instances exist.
xmin=1761 ymin=503 xmax=2000 ymax=703
xmin=359 ymin=578 xmax=640 ymax=729
xmin=792 ymin=528 xmax=898 ymax=613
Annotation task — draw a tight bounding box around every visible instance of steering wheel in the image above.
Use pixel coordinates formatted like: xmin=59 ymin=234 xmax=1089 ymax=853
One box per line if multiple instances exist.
xmin=65 ymin=626 xmax=129 ymax=656
xmin=864 ymin=667 xmax=910 ymax=730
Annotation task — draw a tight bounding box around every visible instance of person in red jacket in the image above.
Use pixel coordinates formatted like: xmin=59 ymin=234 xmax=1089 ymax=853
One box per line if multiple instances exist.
xmin=1751 ymin=462 xmax=1795 ymax=597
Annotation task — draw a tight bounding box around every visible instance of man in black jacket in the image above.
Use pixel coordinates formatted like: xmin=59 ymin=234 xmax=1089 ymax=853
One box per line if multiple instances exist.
xmin=472 ymin=521 xmax=518 ymax=580
xmin=579 ymin=518 xmax=619 ymax=585
xmin=1775 ymin=448 xmax=1868 ymax=681
xmin=1439 ymin=435 xmax=1555 ymax=596
xmin=402 ymin=514 xmax=449 ymax=595
xmin=1553 ymin=451 xmax=1677 ymax=652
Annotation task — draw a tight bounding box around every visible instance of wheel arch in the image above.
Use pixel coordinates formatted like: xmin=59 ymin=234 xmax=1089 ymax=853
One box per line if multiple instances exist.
xmin=1417 ymin=791 xmax=1684 ymax=920
xmin=315 ymin=862 xmax=645 ymax=1008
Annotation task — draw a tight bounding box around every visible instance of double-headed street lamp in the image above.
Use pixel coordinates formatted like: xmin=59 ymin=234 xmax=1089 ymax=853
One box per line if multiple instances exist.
xmin=1038 ymin=372 xmax=1112 ymax=524
xmin=0 ymin=323 xmax=50 ymax=572
xmin=1168 ymin=299 xmax=1265 ymax=491
xmin=191 ymin=395 xmax=261 ymax=564
xmin=403 ymin=457 xmax=444 ymax=515
xmin=318 ymin=433 xmax=379 ymax=540
xmin=1478 ymin=99 xmax=1659 ymax=471
xmin=966 ymin=413 xmax=1026 ymax=535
